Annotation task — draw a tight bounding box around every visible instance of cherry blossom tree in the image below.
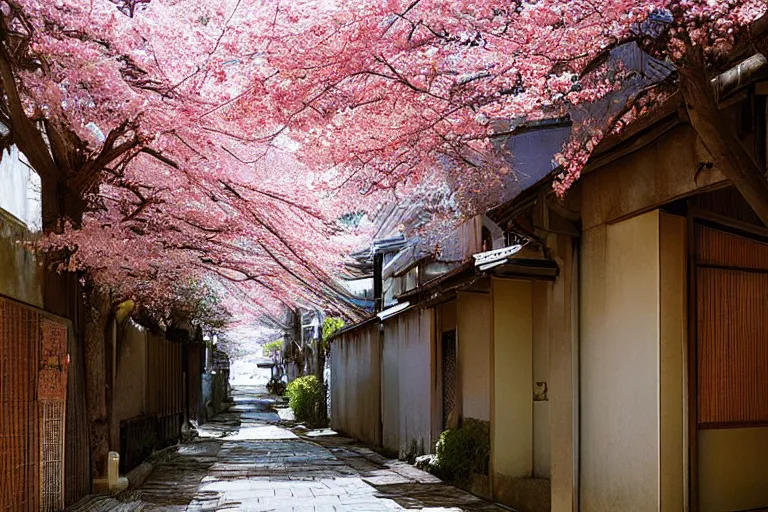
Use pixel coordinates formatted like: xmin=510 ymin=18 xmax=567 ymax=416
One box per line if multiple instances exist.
xmin=1 ymin=0 xmax=369 ymax=322
xmin=8 ymin=0 xmax=768 ymax=326
xmin=255 ymin=0 xmax=768 ymax=223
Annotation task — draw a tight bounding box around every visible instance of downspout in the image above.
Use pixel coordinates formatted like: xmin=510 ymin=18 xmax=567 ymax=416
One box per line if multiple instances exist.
xmin=572 ymin=237 xmax=581 ymax=511
xmin=374 ymin=252 xmax=384 ymax=312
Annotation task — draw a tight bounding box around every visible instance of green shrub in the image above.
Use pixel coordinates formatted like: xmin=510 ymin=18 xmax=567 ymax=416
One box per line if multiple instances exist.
xmin=435 ymin=419 xmax=490 ymax=484
xmin=321 ymin=317 xmax=345 ymax=352
xmin=286 ymin=375 xmax=323 ymax=426
xmin=263 ymin=339 xmax=282 ymax=357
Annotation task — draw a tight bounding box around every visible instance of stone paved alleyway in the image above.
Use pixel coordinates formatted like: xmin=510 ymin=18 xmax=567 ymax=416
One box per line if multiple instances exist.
xmin=69 ymin=387 xmax=506 ymax=512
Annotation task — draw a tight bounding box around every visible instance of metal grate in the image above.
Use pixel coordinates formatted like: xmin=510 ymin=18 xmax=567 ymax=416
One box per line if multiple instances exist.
xmin=442 ymin=330 xmax=457 ymax=429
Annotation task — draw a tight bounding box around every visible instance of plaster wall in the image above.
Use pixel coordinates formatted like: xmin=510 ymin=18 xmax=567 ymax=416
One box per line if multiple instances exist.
xmin=580 ymin=211 xmax=660 ymax=511
xmin=382 ymin=319 xmax=400 ymax=454
xmin=659 ymin=214 xmax=685 ymax=512
xmin=532 ymin=281 xmax=551 ymax=478
xmin=580 ymin=210 xmax=686 ymax=512
xmin=393 ymin=308 xmax=434 ymax=457
xmin=699 ymin=427 xmax=768 ymax=512
xmin=492 ymin=278 xmax=533 ymax=480
xmin=456 ymin=292 xmax=491 ymax=422
xmin=113 ymin=320 xmax=148 ymax=422
xmin=547 ymin=234 xmax=579 ymax=512
xmin=330 ymin=322 xmax=382 ymax=447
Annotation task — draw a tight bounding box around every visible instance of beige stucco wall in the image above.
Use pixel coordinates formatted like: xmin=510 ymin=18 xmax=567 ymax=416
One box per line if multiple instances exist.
xmin=659 ymin=214 xmax=686 ymax=512
xmin=581 ymin=211 xmax=661 ymax=511
xmin=114 ymin=320 xmax=148 ymax=422
xmin=532 ymin=281 xmax=551 ymax=478
xmin=330 ymin=322 xmax=382 ymax=447
xmin=699 ymin=427 xmax=768 ymax=512
xmin=457 ymin=291 xmax=491 ymax=422
xmin=547 ymin=233 xmax=579 ymax=512
xmin=492 ymin=278 xmax=533 ymax=480
xmin=0 ymin=211 xmax=43 ymax=307
xmin=439 ymin=301 xmax=457 ymax=333
xmin=580 ymin=210 xmax=687 ymax=512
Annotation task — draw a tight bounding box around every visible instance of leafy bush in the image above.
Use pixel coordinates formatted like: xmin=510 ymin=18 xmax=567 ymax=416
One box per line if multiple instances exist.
xmin=435 ymin=419 xmax=490 ymax=484
xmin=321 ymin=317 xmax=345 ymax=352
xmin=286 ymin=375 xmax=324 ymax=426
xmin=263 ymin=339 xmax=282 ymax=357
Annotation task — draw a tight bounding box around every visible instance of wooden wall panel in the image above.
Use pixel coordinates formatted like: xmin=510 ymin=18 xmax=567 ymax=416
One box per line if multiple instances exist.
xmin=696 ymin=225 xmax=768 ymax=270
xmin=0 ymin=299 xmax=39 ymax=512
xmin=697 ymin=268 xmax=768 ymax=426
xmin=696 ymin=226 xmax=768 ymax=427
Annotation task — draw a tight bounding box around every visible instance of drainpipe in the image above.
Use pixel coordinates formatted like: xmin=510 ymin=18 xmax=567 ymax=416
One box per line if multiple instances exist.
xmin=373 ymin=252 xmax=384 ymax=313
xmin=572 ymin=237 xmax=581 ymax=511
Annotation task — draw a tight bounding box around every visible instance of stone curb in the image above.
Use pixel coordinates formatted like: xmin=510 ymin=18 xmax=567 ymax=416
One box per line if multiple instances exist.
xmin=124 ymin=443 xmax=179 ymax=490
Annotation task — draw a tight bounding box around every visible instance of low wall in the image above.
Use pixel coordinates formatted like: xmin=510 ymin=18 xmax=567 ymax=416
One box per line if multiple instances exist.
xmin=383 ymin=308 xmax=434 ymax=458
xmin=330 ymin=322 xmax=381 ymax=447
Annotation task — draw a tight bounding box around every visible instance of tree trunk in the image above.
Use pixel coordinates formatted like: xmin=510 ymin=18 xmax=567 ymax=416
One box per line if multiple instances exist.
xmin=679 ymin=53 xmax=768 ymax=226
xmin=83 ymin=290 xmax=111 ymax=479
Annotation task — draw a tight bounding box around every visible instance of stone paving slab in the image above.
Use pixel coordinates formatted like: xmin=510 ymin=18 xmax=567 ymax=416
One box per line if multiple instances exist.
xmin=67 ymin=386 xmax=506 ymax=512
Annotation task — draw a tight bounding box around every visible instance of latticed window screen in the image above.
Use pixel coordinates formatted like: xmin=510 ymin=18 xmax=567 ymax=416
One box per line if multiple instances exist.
xmin=442 ymin=330 xmax=457 ymax=429
xmin=696 ymin=226 xmax=768 ymax=427
xmin=40 ymin=401 xmax=65 ymax=511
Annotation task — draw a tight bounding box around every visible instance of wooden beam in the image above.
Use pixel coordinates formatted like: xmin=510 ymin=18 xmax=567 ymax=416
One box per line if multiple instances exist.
xmin=680 ymin=47 xmax=768 ymax=227
xmin=584 ymin=112 xmax=682 ymax=173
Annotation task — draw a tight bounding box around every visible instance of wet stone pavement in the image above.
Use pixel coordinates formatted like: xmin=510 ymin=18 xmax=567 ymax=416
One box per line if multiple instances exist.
xmin=69 ymin=386 xmax=505 ymax=512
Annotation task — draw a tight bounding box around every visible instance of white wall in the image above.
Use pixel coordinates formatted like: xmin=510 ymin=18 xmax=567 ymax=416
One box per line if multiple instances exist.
xmin=382 ymin=319 xmax=401 ymax=454
xmin=0 ymin=146 xmax=41 ymax=232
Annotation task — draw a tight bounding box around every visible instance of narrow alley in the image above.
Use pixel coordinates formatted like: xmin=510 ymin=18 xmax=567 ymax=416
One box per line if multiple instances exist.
xmin=69 ymin=387 xmax=505 ymax=512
